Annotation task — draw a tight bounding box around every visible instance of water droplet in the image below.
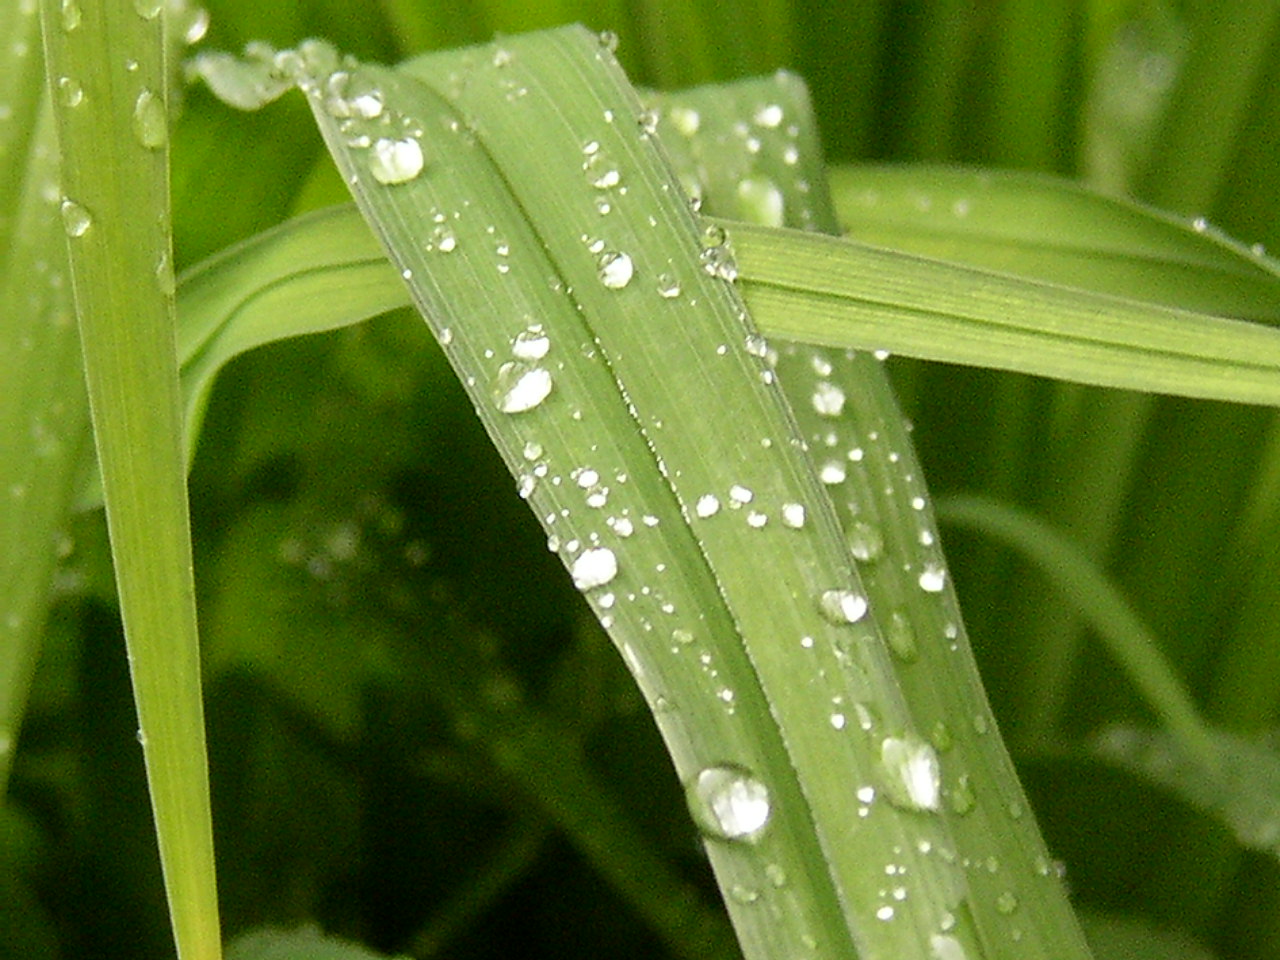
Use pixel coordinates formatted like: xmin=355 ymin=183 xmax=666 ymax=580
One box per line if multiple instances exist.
xmin=154 ymin=251 xmax=175 ymax=296
xmin=819 ymin=589 xmax=867 ymax=624
xmin=930 ymin=933 xmax=968 ymax=960
xmin=637 ymin=107 xmax=659 ymax=136
xmin=847 ymin=521 xmax=883 ymax=562
xmin=886 ymin=610 xmax=918 ymax=662
xmin=737 ymin=176 xmax=784 ymax=228
xmin=819 ymin=460 xmax=846 ymax=484
xmin=656 ymin=272 xmax=682 ymax=298
xmin=672 ymin=628 xmax=695 ymax=645
xmin=596 ymin=30 xmax=619 ymax=53
xmin=746 ymin=511 xmax=768 ymax=528
xmin=918 ymin=564 xmax=947 ymax=592
xmin=132 ymin=88 xmax=166 ymax=149
xmin=181 ymin=6 xmax=210 ymax=44
xmin=512 ymin=325 xmax=550 ymax=360
xmin=995 ymin=891 xmax=1019 ymax=915
xmin=812 ymin=381 xmax=846 ymax=416
xmin=61 ymin=0 xmax=82 ymax=31
xmin=780 ymin=502 xmax=806 ymax=528
xmin=585 ymin=150 xmax=621 ymax=189
xmin=60 ymin=198 xmax=92 ymax=238
xmin=948 ymin=774 xmax=975 ymax=815
xmin=728 ymin=485 xmax=754 ymax=505
xmin=57 ymin=76 xmax=84 ymax=107
xmin=571 ymin=547 xmax=618 ymax=590
xmin=493 ymin=362 xmax=552 ymax=413
xmin=368 ymin=136 xmax=424 ymax=185
xmin=687 ymin=764 xmax=771 ymax=843
xmin=133 ymin=0 xmax=162 ymax=19
xmin=597 ymin=250 xmax=634 ymax=289
xmin=753 ymin=103 xmax=784 ymax=128
xmin=765 ymin=863 xmax=788 ymax=887
xmin=695 ymin=494 xmax=720 ymax=518
xmin=669 ymin=105 xmax=700 ymax=136
xmin=880 ymin=735 xmax=941 ymax=811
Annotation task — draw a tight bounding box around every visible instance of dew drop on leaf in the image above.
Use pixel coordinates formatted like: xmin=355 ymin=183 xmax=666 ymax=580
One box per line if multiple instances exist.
xmin=59 ymin=199 xmax=92 ymax=238
xmin=737 ymin=176 xmax=784 ymax=228
xmin=597 ymin=250 xmax=634 ymax=289
xmin=880 ymin=735 xmax=941 ymax=811
xmin=57 ymin=77 xmax=83 ymax=108
xmin=571 ymin=547 xmax=618 ymax=590
xmin=918 ymin=564 xmax=947 ymax=592
xmin=695 ymin=494 xmax=720 ymax=518
xmin=368 ymin=136 xmax=424 ymax=185
xmin=512 ymin=325 xmax=550 ymax=360
xmin=819 ymin=589 xmax=867 ymax=624
xmin=780 ymin=502 xmax=806 ymax=528
xmin=930 ymin=933 xmax=968 ymax=960
xmin=669 ymin=104 xmax=700 ymax=136
xmin=886 ymin=609 xmax=919 ymax=662
xmin=132 ymin=88 xmax=167 ymax=149
xmin=687 ymin=764 xmax=771 ymax=842
xmin=812 ymin=381 xmax=846 ymax=417
xmin=492 ymin=362 xmax=552 ymax=413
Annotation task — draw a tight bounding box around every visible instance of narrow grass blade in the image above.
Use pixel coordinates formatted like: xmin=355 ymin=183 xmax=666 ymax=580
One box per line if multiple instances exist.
xmin=38 ymin=3 xmax=220 ymax=959
xmin=0 ymin=73 xmax=92 ymax=792
xmin=729 ymin=219 xmax=1280 ymax=407
xmin=828 ymin=164 xmax=1280 ymax=322
xmin=653 ymin=70 xmax=1093 ymax=960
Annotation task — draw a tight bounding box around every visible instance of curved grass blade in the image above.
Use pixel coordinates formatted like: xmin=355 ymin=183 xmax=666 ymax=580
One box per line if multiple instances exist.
xmin=38 ymin=2 xmax=220 ymax=958
xmin=828 ymin=164 xmax=1280 ymax=322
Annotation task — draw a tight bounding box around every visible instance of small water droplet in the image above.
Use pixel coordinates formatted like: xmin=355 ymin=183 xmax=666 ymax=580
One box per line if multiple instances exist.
xmin=493 ymin=362 xmax=552 ymax=413
xmin=181 ymin=6 xmax=210 ymax=44
xmin=61 ymin=0 xmax=82 ymax=31
xmin=753 ymin=103 xmax=784 ymax=128
xmin=819 ymin=589 xmax=867 ymax=624
xmin=687 ymin=764 xmax=771 ymax=843
xmin=656 ymin=272 xmax=682 ymax=298
xmin=918 ymin=564 xmax=946 ymax=592
xmin=133 ymin=0 xmax=162 ymax=19
xmin=597 ymin=250 xmax=634 ymax=289
xmin=781 ymin=502 xmax=806 ymax=528
xmin=132 ymin=88 xmax=167 ymax=149
xmin=368 ymin=136 xmax=424 ymax=185
xmin=765 ymin=863 xmax=788 ymax=887
xmin=60 ymin=198 xmax=92 ymax=238
xmin=930 ymin=933 xmax=968 ymax=960
xmin=847 ymin=521 xmax=883 ymax=562
xmin=695 ymin=494 xmax=720 ymax=518
xmin=812 ymin=381 xmax=846 ymax=416
xmin=669 ymin=105 xmax=700 ymax=136
xmin=596 ymin=30 xmax=619 ymax=53
xmin=728 ymin=485 xmax=754 ymax=505
xmin=995 ymin=891 xmax=1019 ymax=915
xmin=886 ymin=609 xmax=918 ymax=662
xmin=880 ymin=735 xmax=941 ymax=811
xmin=512 ymin=325 xmax=550 ymax=360
xmin=948 ymin=774 xmax=975 ymax=815
xmin=571 ymin=547 xmax=618 ymax=590
xmin=637 ymin=107 xmax=659 ymax=136
xmin=57 ymin=76 xmax=84 ymax=107
xmin=585 ymin=150 xmax=621 ymax=189
xmin=819 ymin=460 xmax=846 ymax=484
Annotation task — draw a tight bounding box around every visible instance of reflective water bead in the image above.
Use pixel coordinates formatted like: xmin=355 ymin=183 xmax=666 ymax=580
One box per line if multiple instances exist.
xmin=59 ymin=199 xmax=92 ymax=238
xmin=369 ymin=136 xmax=424 ymax=185
xmin=930 ymin=934 xmax=968 ymax=960
xmin=132 ymin=88 xmax=167 ymax=149
xmin=669 ymin=104 xmax=700 ymax=136
xmin=880 ymin=735 xmax=941 ymax=811
xmin=571 ymin=547 xmax=618 ymax=590
xmin=819 ymin=589 xmax=867 ymax=624
xmin=512 ymin=325 xmax=550 ymax=360
xmin=753 ymin=103 xmax=783 ymax=128
xmin=918 ymin=564 xmax=947 ymax=593
xmin=656 ymin=272 xmax=682 ymax=298
xmin=812 ymin=381 xmax=846 ymax=417
xmin=780 ymin=502 xmax=806 ymax=528
xmin=597 ymin=250 xmax=634 ymax=289
xmin=493 ymin=362 xmax=552 ymax=413
xmin=687 ymin=764 xmax=771 ymax=842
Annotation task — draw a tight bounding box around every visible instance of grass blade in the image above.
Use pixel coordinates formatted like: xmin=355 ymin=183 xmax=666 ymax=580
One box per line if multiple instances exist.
xmin=38 ymin=2 xmax=220 ymax=958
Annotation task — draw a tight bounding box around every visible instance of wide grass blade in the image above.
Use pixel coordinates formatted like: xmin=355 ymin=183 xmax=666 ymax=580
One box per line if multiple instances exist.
xmin=38 ymin=2 xmax=220 ymax=958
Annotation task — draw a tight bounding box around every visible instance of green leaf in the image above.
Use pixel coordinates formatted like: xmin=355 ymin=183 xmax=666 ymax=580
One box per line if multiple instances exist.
xmin=827 ymin=164 xmax=1280 ymax=322
xmin=226 ymin=926 xmax=406 ymax=960
xmin=729 ymin=219 xmax=1280 ymax=407
xmin=38 ymin=3 xmax=220 ymax=959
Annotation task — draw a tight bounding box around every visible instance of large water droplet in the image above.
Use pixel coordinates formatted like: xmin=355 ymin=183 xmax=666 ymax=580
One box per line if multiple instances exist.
xmin=656 ymin=272 xmax=682 ymax=298
xmin=60 ymin=198 xmax=92 ymax=238
xmin=132 ymin=88 xmax=167 ymax=149
xmin=669 ymin=104 xmax=700 ymax=136
xmin=369 ymin=136 xmax=424 ymax=185
xmin=880 ymin=735 xmax=941 ymax=811
xmin=572 ymin=547 xmax=618 ymax=590
xmin=61 ymin=0 xmax=82 ymax=31
xmin=493 ymin=362 xmax=552 ymax=413
xmin=847 ymin=521 xmax=884 ymax=562
xmin=780 ymin=502 xmax=806 ymax=528
xmin=687 ymin=764 xmax=771 ymax=842
xmin=918 ymin=564 xmax=947 ymax=593
xmin=695 ymin=494 xmax=720 ymax=518
xmin=597 ymin=250 xmax=634 ymax=289
xmin=819 ymin=589 xmax=867 ymax=624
